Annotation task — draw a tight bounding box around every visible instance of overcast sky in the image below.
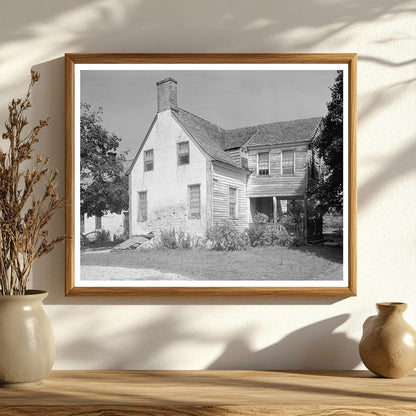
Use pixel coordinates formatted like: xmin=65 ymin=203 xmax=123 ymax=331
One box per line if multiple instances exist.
xmin=81 ymin=69 xmax=338 ymax=156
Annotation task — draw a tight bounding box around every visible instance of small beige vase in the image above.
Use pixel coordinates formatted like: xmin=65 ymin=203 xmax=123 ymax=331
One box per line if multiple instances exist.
xmin=359 ymin=302 xmax=416 ymax=378
xmin=0 ymin=290 xmax=55 ymax=387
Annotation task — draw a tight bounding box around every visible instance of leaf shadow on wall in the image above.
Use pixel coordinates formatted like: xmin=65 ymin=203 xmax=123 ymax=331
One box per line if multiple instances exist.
xmin=30 ymin=52 xmax=415 ymax=306
xmin=207 ymin=314 xmax=360 ymax=370
xmin=0 ymin=0 xmax=414 ymax=101
xmin=25 ymin=0 xmax=416 ymax=305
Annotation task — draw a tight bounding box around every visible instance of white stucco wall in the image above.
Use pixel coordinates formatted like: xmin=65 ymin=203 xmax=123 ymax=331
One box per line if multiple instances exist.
xmin=129 ymin=110 xmax=208 ymax=237
xmin=1 ymin=1 xmax=415 ymax=370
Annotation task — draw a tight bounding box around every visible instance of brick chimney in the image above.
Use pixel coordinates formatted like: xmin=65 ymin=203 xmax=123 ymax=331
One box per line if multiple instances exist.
xmin=156 ymin=78 xmax=177 ymax=113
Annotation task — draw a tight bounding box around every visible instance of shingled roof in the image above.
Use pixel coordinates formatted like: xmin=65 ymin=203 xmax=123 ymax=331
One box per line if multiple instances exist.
xmin=173 ymin=109 xmax=321 ymax=168
xmin=173 ymin=108 xmax=243 ymax=169
xmin=243 ymin=117 xmax=322 ymax=148
xmin=129 ymin=106 xmax=322 ymax=174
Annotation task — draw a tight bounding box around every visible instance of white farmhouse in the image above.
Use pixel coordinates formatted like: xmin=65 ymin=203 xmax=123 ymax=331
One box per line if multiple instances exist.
xmin=127 ymin=78 xmax=324 ymax=241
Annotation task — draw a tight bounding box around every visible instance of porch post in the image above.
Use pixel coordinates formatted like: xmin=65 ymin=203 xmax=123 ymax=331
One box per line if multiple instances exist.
xmin=273 ymin=196 xmax=277 ymax=223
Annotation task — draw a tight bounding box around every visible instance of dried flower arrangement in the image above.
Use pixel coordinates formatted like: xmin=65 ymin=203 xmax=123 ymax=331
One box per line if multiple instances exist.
xmin=0 ymin=71 xmax=65 ymax=295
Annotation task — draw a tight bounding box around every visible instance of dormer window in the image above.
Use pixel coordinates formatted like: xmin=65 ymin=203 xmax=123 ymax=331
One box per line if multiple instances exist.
xmin=177 ymin=141 xmax=190 ymax=165
xmin=144 ymin=149 xmax=154 ymax=172
xmin=258 ymin=152 xmax=269 ymax=176
xmin=282 ymin=150 xmax=295 ymax=175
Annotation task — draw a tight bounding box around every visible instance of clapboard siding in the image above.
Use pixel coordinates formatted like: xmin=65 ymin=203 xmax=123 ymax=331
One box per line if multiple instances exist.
xmin=224 ymin=149 xmax=241 ymax=166
xmin=247 ymin=146 xmax=308 ymax=197
xmin=212 ymin=164 xmax=248 ymax=231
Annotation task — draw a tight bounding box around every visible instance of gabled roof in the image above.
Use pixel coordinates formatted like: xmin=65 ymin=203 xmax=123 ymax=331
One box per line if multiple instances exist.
xmin=244 ymin=117 xmax=322 ymax=147
xmin=174 ymin=110 xmax=322 ymax=168
xmin=173 ymin=108 xmax=244 ymax=169
xmin=222 ymin=127 xmax=257 ymax=150
xmin=128 ymin=106 xmax=322 ymax=174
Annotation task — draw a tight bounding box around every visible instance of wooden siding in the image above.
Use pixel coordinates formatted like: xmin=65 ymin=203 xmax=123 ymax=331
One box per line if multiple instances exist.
xmin=206 ymin=160 xmax=213 ymax=230
xmin=224 ymin=148 xmax=241 ymax=166
xmin=247 ymin=146 xmax=308 ymax=198
xmin=212 ymin=164 xmax=248 ymax=231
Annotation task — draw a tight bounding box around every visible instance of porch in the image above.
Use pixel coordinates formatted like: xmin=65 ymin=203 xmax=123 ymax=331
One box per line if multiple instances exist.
xmin=249 ymin=196 xmax=322 ymax=242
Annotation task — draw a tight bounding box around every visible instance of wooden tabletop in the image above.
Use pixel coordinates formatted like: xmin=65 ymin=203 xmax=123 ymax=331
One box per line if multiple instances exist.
xmin=1 ymin=370 xmax=415 ymax=415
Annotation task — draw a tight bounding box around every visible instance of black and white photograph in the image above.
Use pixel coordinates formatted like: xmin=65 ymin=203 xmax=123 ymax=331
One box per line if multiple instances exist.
xmin=66 ymin=55 xmax=356 ymax=295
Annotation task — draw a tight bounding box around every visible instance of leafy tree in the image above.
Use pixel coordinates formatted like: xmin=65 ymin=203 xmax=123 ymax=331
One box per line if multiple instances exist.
xmin=312 ymin=71 xmax=343 ymax=214
xmin=80 ymin=103 xmax=129 ymax=218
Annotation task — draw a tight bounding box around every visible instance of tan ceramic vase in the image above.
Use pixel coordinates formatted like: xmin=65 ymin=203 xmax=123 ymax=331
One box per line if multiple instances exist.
xmin=0 ymin=290 xmax=55 ymax=387
xmin=359 ymin=302 xmax=416 ymax=378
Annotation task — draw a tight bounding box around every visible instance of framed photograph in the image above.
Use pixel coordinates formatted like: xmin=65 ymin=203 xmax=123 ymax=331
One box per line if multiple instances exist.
xmin=65 ymin=53 xmax=356 ymax=296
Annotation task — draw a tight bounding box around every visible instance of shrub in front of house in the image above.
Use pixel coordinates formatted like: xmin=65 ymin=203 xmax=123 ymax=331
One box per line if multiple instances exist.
xmin=177 ymin=229 xmax=192 ymax=249
xmin=159 ymin=228 xmax=178 ymax=249
xmin=158 ymin=228 xmax=196 ymax=249
xmin=206 ymin=221 xmax=249 ymax=251
xmin=247 ymin=213 xmax=296 ymax=248
xmin=248 ymin=224 xmax=295 ymax=247
xmin=113 ymin=232 xmax=128 ymax=244
xmin=246 ymin=212 xmax=269 ymax=247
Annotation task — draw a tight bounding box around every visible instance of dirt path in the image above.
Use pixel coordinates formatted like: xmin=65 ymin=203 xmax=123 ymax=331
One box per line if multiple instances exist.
xmin=81 ymin=265 xmax=192 ymax=281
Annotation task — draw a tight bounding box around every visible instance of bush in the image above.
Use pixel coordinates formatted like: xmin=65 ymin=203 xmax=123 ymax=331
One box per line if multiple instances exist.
xmin=95 ymin=229 xmax=111 ymax=245
xmin=177 ymin=230 xmax=192 ymax=249
xmin=252 ymin=212 xmax=269 ymax=224
xmin=323 ymin=213 xmax=343 ymax=236
xmin=206 ymin=221 xmax=249 ymax=251
xmin=113 ymin=232 xmax=128 ymax=244
xmin=247 ymin=216 xmax=296 ymax=248
xmin=158 ymin=228 xmax=195 ymax=249
xmin=246 ymin=222 xmax=267 ymax=247
xmin=159 ymin=228 xmax=178 ymax=249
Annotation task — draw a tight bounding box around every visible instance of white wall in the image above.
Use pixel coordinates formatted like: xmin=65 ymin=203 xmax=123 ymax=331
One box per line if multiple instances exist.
xmin=130 ymin=111 xmax=208 ymax=236
xmin=1 ymin=0 xmax=415 ymax=370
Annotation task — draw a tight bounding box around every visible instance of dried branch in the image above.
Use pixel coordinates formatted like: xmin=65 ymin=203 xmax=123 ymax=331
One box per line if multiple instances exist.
xmin=0 ymin=71 xmax=67 ymax=295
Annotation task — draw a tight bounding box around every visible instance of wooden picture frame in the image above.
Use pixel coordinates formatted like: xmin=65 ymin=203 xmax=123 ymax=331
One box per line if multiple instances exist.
xmin=65 ymin=53 xmax=356 ymax=296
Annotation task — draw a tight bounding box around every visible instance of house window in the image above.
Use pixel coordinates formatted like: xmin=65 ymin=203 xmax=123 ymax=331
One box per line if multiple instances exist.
xmin=229 ymin=187 xmax=237 ymax=219
xmin=241 ymin=157 xmax=248 ymax=169
xmin=188 ymin=184 xmax=200 ymax=219
xmin=282 ymin=150 xmax=295 ymax=175
xmin=144 ymin=149 xmax=154 ymax=172
xmin=95 ymin=215 xmax=102 ymax=230
xmin=137 ymin=191 xmax=147 ymax=222
xmin=258 ymin=152 xmax=269 ymax=176
xmin=177 ymin=141 xmax=190 ymax=165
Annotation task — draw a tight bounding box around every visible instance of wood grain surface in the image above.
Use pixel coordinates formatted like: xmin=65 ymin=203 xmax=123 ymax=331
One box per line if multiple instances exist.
xmin=1 ymin=370 xmax=415 ymax=415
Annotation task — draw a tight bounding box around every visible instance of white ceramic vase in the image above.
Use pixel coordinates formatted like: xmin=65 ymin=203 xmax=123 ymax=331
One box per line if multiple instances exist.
xmin=0 ymin=290 xmax=55 ymax=387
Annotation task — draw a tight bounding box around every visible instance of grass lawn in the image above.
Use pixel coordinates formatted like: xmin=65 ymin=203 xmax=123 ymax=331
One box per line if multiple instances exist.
xmin=81 ymin=245 xmax=343 ymax=281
